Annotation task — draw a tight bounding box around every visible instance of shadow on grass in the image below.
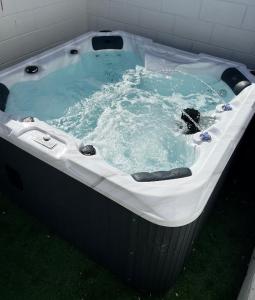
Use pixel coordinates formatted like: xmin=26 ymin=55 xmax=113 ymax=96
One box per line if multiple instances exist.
xmin=0 ymin=120 xmax=254 ymax=300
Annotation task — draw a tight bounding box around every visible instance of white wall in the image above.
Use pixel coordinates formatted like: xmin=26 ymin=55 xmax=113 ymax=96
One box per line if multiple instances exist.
xmin=0 ymin=0 xmax=88 ymax=69
xmin=88 ymin=0 xmax=255 ymax=68
xmin=0 ymin=0 xmax=254 ymax=69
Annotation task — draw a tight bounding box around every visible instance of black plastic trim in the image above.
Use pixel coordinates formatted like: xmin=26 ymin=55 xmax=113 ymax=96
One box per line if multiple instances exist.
xmin=25 ymin=65 xmax=39 ymax=74
xmin=99 ymin=30 xmax=112 ymax=33
xmin=92 ymin=36 xmax=124 ymax=50
xmin=132 ymin=168 xmax=192 ymax=182
xmin=70 ymin=49 xmax=79 ymax=55
xmin=80 ymin=145 xmax=96 ymax=156
xmin=221 ymin=68 xmax=251 ymax=95
xmin=0 ymin=83 xmax=9 ymax=111
xmin=22 ymin=116 xmax=35 ymax=123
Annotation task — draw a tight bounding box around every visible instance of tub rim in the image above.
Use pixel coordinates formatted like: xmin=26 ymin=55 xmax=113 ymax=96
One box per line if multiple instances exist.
xmin=0 ymin=30 xmax=254 ymax=227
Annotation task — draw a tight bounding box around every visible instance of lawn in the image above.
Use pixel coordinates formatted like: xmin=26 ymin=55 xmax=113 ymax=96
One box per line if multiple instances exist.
xmin=0 ymin=120 xmax=254 ymax=300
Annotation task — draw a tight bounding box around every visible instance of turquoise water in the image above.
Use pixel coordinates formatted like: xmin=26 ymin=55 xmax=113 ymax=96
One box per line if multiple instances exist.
xmin=6 ymin=51 xmax=235 ymax=174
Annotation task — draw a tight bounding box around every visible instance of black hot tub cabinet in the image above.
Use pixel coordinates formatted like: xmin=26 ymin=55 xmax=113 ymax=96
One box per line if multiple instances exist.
xmin=0 ymin=137 xmax=207 ymax=292
xmin=0 ymin=31 xmax=254 ymax=292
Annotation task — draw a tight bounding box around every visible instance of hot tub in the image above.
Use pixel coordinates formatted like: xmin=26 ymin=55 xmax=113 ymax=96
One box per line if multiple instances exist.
xmin=0 ymin=31 xmax=254 ymax=292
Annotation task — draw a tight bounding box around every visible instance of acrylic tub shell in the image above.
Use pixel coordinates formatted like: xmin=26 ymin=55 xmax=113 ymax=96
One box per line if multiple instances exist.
xmin=0 ymin=31 xmax=254 ymax=292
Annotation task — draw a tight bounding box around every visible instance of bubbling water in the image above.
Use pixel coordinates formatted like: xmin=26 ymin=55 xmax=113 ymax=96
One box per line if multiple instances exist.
xmin=48 ymin=66 xmax=227 ymax=174
xmin=6 ymin=51 xmax=235 ymax=174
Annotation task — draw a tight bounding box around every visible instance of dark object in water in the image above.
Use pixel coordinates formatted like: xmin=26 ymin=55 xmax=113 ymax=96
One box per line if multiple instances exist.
xmin=181 ymin=108 xmax=201 ymax=134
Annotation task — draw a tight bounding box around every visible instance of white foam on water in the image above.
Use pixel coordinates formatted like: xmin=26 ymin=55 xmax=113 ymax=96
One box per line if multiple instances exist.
xmin=6 ymin=51 xmax=235 ymax=174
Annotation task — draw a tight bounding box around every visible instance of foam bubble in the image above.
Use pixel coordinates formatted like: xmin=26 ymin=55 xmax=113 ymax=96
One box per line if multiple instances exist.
xmin=7 ymin=51 xmax=235 ymax=174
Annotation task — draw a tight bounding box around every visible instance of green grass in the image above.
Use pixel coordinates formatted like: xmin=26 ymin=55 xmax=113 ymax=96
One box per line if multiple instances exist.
xmin=0 ymin=124 xmax=255 ymax=299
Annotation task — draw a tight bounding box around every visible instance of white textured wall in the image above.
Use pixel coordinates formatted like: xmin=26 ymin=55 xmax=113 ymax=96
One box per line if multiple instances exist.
xmin=0 ymin=0 xmax=88 ymax=69
xmin=88 ymin=0 xmax=255 ymax=68
xmin=1 ymin=0 xmax=254 ymax=69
